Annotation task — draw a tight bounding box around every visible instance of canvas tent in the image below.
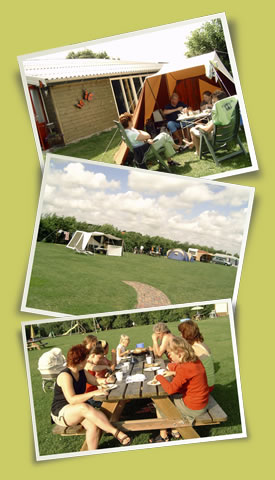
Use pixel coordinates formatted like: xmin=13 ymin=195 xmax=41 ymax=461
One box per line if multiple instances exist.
xmin=67 ymin=231 xmax=123 ymax=256
xmin=167 ymin=248 xmax=190 ymax=261
xmin=114 ymin=51 xmax=235 ymax=165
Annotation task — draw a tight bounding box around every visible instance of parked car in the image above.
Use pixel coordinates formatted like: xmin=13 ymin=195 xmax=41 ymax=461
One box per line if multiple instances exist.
xmin=212 ymin=256 xmax=232 ymax=266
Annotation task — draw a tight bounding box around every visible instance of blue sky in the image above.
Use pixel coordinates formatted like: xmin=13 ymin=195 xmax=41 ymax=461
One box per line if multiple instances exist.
xmin=43 ymin=158 xmax=251 ymax=254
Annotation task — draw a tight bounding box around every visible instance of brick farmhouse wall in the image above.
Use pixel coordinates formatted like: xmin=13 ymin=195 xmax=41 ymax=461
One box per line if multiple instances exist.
xmin=49 ymin=78 xmax=118 ymax=144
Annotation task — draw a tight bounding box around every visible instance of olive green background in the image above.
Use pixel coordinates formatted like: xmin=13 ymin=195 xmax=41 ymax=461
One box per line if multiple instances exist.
xmin=2 ymin=1 xmax=273 ymax=477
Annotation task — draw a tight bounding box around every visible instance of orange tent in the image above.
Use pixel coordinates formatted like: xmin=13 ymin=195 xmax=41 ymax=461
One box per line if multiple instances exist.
xmin=114 ymin=51 xmax=235 ymax=165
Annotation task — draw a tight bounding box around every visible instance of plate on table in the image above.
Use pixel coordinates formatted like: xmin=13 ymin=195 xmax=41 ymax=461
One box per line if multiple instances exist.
xmin=100 ymin=384 xmax=118 ymax=391
xmin=147 ymin=379 xmax=160 ymax=386
xmin=144 ymin=366 xmax=159 ymax=372
xmin=144 ymin=362 xmax=160 ymax=368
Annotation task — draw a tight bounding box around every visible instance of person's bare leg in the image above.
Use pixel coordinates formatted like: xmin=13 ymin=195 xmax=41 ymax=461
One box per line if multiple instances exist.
xmin=81 ymin=418 xmax=100 ymax=450
xmin=190 ymin=129 xmax=200 ymax=154
xmin=63 ymin=404 xmax=130 ymax=445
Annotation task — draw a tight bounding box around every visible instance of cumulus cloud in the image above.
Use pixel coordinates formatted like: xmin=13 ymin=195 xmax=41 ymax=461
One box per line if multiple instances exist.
xmin=128 ymin=170 xmax=250 ymax=208
xmin=48 ymin=162 xmax=120 ymax=190
xmin=42 ymin=162 xmax=252 ymax=254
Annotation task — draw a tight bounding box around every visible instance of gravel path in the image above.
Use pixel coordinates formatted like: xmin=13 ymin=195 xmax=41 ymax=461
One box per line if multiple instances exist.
xmin=123 ymin=281 xmax=171 ymax=309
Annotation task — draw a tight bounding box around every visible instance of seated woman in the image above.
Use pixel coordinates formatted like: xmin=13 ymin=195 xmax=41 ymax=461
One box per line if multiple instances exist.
xmin=151 ymin=322 xmax=174 ymax=359
xmin=82 ymin=335 xmax=97 ymax=352
xmin=150 ymin=336 xmax=209 ymax=442
xmin=97 ymin=340 xmax=116 ymax=371
xmin=188 ymin=90 xmax=227 ymax=155
xmin=200 ymin=90 xmax=213 ymax=111
xmin=178 ymin=320 xmax=215 ymax=393
xmin=51 ymin=344 xmax=131 ymax=449
xmin=119 ymin=112 xmax=184 ymax=167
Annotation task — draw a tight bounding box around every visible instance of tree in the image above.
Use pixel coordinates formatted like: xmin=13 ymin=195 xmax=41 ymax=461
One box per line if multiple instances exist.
xmin=67 ymin=49 xmax=110 ymax=59
xmin=185 ymin=19 xmax=232 ymax=74
xmin=112 ymin=314 xmax=132 ymax=329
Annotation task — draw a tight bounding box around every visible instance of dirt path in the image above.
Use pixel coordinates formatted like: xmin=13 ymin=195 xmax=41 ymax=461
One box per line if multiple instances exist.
xmin=123 ymin=281 xmax=171 ymax=309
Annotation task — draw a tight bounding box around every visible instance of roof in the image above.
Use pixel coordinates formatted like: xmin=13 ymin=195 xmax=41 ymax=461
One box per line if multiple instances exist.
xmin=105 ymin=233 xmax=122 ymax=241
xmin=149 ymin=51 xmax=234 ymax=83
xmin=23 ymin=59 xmax=162 ymax=86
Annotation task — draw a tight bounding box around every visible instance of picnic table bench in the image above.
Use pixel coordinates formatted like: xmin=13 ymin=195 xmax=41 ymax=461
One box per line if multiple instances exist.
xmin=53 ymin=354 xmax=227 ymax=451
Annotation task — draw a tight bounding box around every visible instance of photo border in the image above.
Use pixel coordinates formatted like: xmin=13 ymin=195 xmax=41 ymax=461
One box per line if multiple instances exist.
xmin=17 ymin=12 xmax=258 ymax=179
xmin=21 ymin=298 xmax=247 ymax=461
xmin=21 ymin=153 xmax=255 ymax=317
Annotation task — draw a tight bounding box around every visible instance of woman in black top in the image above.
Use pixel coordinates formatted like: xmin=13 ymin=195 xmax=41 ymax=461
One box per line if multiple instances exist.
xmin=51 ymin=344 xmax=130 ymax=450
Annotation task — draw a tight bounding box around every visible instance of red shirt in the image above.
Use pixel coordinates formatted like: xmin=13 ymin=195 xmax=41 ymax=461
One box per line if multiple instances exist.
xmin=156 ymin=360 xmax=209 ymax=410
xmin=85 ymin=370 xmax=97 ymax=393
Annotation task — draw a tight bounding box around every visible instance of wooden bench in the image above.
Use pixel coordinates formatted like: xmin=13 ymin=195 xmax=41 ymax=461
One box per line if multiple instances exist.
xmin=52 ymin=395 xmax=227 ymax=439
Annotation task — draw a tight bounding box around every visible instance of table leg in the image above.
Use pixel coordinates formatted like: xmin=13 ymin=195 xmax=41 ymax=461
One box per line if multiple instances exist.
xmin=101 ymin=400 xmax=127 ymax=421
xmin=153 ymin=397 xmax=200 ymax=440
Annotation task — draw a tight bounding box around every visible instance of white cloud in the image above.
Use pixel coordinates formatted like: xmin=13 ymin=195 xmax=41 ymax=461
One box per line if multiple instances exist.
xmin=42 ymin=163 xmax=252 ymax=254
xmin=128 ymin=170 xmax=249 ymax=209
xmin=48 ymin=162 xmax=120 ymax=190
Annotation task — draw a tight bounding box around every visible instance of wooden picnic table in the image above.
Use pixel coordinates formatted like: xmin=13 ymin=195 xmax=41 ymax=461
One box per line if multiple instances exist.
xmin=27 ymin=338 xmax=48 ymax=350
xmin=53 ymin=353 xmax=228 ymax=451
xmin=82 ymin=353 xmax=201 ymax=450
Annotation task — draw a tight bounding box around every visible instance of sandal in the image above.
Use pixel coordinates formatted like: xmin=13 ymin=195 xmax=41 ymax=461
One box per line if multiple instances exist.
xmin=149 ymin=434 xmax=169 ymax=443
xmin=177 ymin=145 xmax=189 ymax=153
xmin=114 ymin=429 xmax=131 ymax=446
xmin=171 ymin=430 xmax=181 ymax=439
xmin=168 ymin=160 xmax=180 ymax=166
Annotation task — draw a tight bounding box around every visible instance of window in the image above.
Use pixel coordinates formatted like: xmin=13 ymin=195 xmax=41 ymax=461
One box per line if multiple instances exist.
xmin=111 ymin=80 xmax=127 ymax=115
xmin=111 ymin=74 xmax=149 ymax=116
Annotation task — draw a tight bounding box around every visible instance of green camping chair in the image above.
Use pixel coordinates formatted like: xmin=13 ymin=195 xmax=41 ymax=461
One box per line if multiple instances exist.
xmin=199 ymin=100 xmax=247 ymax=165
xmin=113 ymin=120 xmax=171 ymax=173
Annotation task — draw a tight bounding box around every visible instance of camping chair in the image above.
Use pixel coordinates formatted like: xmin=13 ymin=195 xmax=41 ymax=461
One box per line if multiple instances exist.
xmin=113 ymin=120 xmax=171 ymax=173
xmin=199 ymin=100 xmax=247 ymax=165
xmin=151 ymin=109 xmax=170 ymax=135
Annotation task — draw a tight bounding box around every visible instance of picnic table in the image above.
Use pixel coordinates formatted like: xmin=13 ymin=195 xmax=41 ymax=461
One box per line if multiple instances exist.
xmin=53 ymin=353 xmax=227 ymax=451
xmin=177 ymin=111 xmax=212 ymax=130
xmin=27 ymin=338 xmax=48 ymax=350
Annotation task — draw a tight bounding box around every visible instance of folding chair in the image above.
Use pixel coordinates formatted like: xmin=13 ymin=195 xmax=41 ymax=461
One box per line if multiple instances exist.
xmin=199 ymin=100 xmax=247 ymax=165
xmin=113 ymin=121 xmax=171 ymax=173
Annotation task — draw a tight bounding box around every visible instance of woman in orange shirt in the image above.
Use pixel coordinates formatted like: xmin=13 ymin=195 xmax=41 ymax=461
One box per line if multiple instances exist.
xmin=150 ymin=336 xmax=209 ymax=442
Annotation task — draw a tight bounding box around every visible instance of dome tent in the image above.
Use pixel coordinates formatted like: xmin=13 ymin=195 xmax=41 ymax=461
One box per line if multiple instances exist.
xmin=167 ymin=248 xmax=189 ymax=261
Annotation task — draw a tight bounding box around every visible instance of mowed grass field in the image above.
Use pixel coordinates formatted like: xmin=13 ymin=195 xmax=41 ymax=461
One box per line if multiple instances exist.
xmin=26 ymin=243 xmax=237 ymax=315
xmin=53 ymin=128 xmax=251 ymax=178
xmin=26 ymin=317 xmax=243 ymax=457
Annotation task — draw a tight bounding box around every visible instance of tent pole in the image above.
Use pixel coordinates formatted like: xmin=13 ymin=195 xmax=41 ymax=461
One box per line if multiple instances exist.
xmin=41 ymin=228 xmax=62 ymax=243
xmin=213 ymin=68 xmax=231 ymax=96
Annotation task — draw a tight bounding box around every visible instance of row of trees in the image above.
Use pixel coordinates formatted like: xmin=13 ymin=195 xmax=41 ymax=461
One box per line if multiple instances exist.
xmin=26 ymin=304 xmax=215 ymax=338
xmin=38 ymin=214 xmax=236 ymax=256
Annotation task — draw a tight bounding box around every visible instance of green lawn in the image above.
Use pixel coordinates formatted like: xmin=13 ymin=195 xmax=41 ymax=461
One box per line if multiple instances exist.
xmin=26 ymin=317 xmax=243 ymax=457
xmin=26 ymin=243 xmax=237 ymax=315
xmin=53 ymin=128 xmax=251 ymax=178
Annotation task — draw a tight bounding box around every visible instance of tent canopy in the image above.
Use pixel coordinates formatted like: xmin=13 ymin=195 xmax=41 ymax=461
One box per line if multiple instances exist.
xmin=114 ymin=51 xmax=235 ymax=165
xmin=67 ymin=230 xmax=123 ymax=255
